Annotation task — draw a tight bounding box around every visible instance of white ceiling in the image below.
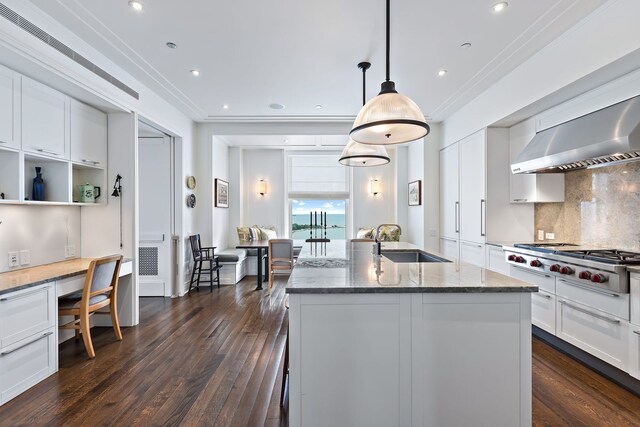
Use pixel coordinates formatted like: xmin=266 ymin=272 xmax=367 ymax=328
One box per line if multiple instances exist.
xmin=217 ymin=135 xmax=349 ymax=148
xmin=30 ymin=0 xmax=608 ymax=123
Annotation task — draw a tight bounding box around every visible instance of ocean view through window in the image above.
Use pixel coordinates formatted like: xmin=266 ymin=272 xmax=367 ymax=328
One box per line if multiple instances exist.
xmin=290 ymin=199 xmax=346 ymax=240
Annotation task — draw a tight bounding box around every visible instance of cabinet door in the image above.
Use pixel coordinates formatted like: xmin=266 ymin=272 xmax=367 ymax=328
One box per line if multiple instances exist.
xmin=439 ymin=143 xmax=459 ymax=239
xmin=439 ymin=237 xmax=459 ymax=261
xmin=556 ymin=298 xmax=628 ymax=370
xmin=22 ymin=77 xmax=68 ymax=159
xmin=631 ymin=274 xmax=640 ymax=326
xmin=0 ymin=284 xmax=55 ymax=349
xmin=629 ymin=327 xmax=640 ymax=380
xmin=460 ymin=241 xmax=485 ymax=267
xmin=0 ymin=65 xmax=19 ymax=149
xmin=70 ymin=99 xmax=107 ymax=167
xmin=485 ymin=245 xmax=509 ymax=275
xmin=531 ymin=290 xmax=556 ymax=334
xmin=459 ymin=130 xmax=486 ymax=244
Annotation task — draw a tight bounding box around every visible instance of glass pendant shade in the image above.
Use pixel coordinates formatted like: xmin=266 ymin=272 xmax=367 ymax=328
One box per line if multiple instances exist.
xmin=339 ymin=139 xmax=390 ymax=167
xmin=350 ymin=83 xmax=430 ymax=145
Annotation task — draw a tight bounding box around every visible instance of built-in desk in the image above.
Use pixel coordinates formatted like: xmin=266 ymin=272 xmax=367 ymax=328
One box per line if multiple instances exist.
xmin=0 ymin=258 xmax=133 ymax=406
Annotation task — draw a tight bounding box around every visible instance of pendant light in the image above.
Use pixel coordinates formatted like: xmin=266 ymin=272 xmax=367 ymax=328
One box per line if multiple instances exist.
xmin=349 ymin=0 xmax=429 ymax=145
xmin=339 ymin=62 xmax=391 ymax=167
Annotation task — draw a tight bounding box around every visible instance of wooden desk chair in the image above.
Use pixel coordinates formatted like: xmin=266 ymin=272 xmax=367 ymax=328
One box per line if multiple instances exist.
xmin=267 ymin=239 xmax=294 ymax=294
xmin=58 ymin=255 xmax=123 ymax=359
xmin=188 ymin=234 xmax=221 ymax=293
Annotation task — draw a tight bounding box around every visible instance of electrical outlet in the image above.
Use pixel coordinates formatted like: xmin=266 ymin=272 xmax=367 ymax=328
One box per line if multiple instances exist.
xmin=537 ymin=230 xmax=545 ymax=241
xmin=8 ymin=251 xmax=19 ymax=268
xmin=545 ymin=232 xmax=555 ymax=240
xmin=65 ymin=244 xmax=76 ymax=258
xmin=20 ymin=250 xmax=30 ymax=266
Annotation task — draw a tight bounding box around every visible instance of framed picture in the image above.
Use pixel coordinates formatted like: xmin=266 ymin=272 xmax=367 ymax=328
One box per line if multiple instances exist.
xmin=215 ymin=179 xmax=229 ymax=208
xmin=408 ymin=180 xmax=422 ymax=206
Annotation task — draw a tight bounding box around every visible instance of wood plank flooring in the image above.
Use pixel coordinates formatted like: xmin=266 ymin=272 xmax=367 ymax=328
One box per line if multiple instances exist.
xmin=0 ymin=276 xmax=638 ymax=426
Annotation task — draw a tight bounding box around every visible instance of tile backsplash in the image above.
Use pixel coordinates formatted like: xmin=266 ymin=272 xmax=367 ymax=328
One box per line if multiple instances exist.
xmin=534 ymin=162 xmax=640 ymax=251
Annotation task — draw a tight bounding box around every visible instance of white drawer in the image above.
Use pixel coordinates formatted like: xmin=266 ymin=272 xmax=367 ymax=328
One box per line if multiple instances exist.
xmin=532 ymin=290 xmax=555 ymax=334
xmin=556 ymin=278 xmax=629 ymax=320
xmin=631 ymin=274 xmax=639 ymax=326
xmin=460 ymin=241 xmax=484 ymax=268
xmin=629 ymin=327 xmax=640 ymax=380
xmin=0 ymin=327 xmax=56 ymax=405
xmin=556 ymin=298 xmax=628 ymax=370
xmin=0 ymin=284 xmax=55 ymax=349
xmin=439 ymin=238 xmax=458 ymax=261
xmin=56 ymin=275 xmax=85 ymax=297
xmin=485 ymin=245 xmax=509 ymax=276
xmin=510 ymin=265 xmax=556 ymax=294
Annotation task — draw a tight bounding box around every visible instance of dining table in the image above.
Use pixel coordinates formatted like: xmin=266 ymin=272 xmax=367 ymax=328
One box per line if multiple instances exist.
xmin=236 ymin=240 xmax=270 ymax=290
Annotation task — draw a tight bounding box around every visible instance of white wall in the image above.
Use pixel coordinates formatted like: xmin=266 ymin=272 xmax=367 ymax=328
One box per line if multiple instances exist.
xmin=351 ymin=149 xmax=398 ymax=236
xmin=0 ymin=205 xmax=80 ymax=272
xmin=227 ymin=147 xmax=243 ymax=246
xmin=242 ymin=149 xmax=286 ymax=235
xmin=424 ymin=124 xmax=441 ymax=252
xmin=406 ymin=143 xmax=424 ymax=247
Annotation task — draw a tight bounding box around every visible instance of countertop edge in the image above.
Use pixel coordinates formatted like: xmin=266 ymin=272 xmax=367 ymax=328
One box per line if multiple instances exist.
xmin=286 ymin=286 xmax=539 ymax=294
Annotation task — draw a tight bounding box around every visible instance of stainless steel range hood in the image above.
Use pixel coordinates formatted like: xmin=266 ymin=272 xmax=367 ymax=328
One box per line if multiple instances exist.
xmin=511 ymin=95 xmax=640 ymax=174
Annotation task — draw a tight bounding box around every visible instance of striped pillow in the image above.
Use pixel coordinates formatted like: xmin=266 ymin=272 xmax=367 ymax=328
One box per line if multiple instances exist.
xmin=249 ymin=226 xmax=262 ymax=241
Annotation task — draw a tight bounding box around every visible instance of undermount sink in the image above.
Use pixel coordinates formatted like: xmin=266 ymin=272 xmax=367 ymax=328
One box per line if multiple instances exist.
xmin=382 ymin=250 xmax=451 ymax=263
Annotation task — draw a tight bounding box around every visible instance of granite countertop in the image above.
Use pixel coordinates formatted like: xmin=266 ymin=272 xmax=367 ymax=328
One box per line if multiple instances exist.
xmin=286 ymin=242 xmax=537 ymax=294
xmin=0 ymin=258 xmax=133 ymax=295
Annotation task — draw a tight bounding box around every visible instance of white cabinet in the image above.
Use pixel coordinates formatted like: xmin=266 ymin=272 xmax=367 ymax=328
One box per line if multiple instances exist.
xmin=509 ymin=119 xmax=564 ymax=203
xmin=0 ymin=65 xmax=20 ymax=150
xmin=439 ymin=237 xmax=459 ymax=261
xmin=629 ymin=327 xmax=640 ymax=380
xmin=21 ymin=76 xmax=69 ymax=159
xmin=556 ymin=297 xmax=628 ymax=370
xmin=459 ymin=130 xmax=486 ymax=244
xmin=531 ymin=290 xmax=556 ymax=334
xmin=70 ymin=99 xmax=107 ymax=167
xmin=460 ymin=241 xmax=485 ymax=268
xmin=485 ymin=244 xmax=509 ymax=275
xmin=0 ymin=283 xmax=56 ymax=405
xmin=631 ymin=273 xmax=639 ymax=326
xmin=510 ymin=265 xmax=556 ymax=294
xmin=439 ymin=143 xmax=459 ymax=240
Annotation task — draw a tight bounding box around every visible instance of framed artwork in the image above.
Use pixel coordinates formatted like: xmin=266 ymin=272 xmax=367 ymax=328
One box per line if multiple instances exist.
xmin=408 ymin=180 xmax=422 ymax=206
xmin=215 ymin=179 xmax=229 ymax=208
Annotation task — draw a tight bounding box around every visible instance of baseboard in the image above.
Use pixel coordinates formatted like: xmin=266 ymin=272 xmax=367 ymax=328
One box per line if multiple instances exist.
xmin=532 ymin=326 xmax=640 ymax=396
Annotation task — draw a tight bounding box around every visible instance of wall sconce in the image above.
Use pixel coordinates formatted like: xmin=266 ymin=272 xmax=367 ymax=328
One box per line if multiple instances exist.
xmin=370 ymin=179 xmax=381 ymax=196
xmin=258 ymin=179 xmax=268 ymax=196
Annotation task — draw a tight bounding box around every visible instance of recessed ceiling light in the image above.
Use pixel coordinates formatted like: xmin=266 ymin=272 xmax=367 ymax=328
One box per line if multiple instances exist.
xmin=166 ymin=42 xmax=177 ymax=49
xmin=315 ymin=104 xmax=323 ymax=109
xmin=128 ymin=1 xmax=144 ymax=11
xmin=460 ymin=42 xmax=472 ymax=49
xmin=438 ymin=69 xmax=447 ymax=77
xmin=190 ymin=69 xmax=200 ymax=76
xmin=222 ymin=104 xmax=229 ymax=109
xmin=269 ymin=103 xmax=285 ymax=110
xmin=492 ymin=2 xmax=508 ymax=12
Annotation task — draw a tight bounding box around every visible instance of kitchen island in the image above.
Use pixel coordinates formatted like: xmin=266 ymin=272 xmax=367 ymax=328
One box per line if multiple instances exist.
xmin=286 ymin=242 xmax=537 ymax=427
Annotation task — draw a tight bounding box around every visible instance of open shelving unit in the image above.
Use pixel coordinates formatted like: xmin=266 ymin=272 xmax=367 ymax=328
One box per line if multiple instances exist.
xmin=23 ymin=152 xmax=70 ymax=204
xmin=71 ymin=162 xmax=107 ymax=205
xmin=0 ymin=147 xmax=20 ymax=203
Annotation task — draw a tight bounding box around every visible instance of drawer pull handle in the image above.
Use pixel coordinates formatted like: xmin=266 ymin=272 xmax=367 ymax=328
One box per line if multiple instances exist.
xmin=558 ymin=300 xmax=621 ymax=325
xmin=557 ymin=278 xmax=620 ymax=297
xmin=1 ymin=331 xmax=53 ymax=355
xmin=513 ymin=266 xmax=551 ymax=278
xmin=36 ymin=148 xmax=61 ymax=156
xmin=441 ymin=237 xmax=457 ymax=243
xmin=534 ymin=293 xmax=552 ymax=300
xmin=81 ymin=159 xmax=101 ymax=165
xmin=462 ymin=242 xmax=482 ymax=248
xmin=634 ymin=330 xmax=640 ymax=336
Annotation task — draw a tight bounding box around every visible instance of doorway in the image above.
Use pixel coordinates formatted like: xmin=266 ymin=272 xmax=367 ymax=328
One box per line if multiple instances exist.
xmin=138 ymin=121 xmax=175 ymax=297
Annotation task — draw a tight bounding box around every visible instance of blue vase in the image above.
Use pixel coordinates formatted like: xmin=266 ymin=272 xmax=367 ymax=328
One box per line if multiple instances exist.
xmin=32 ymin=167 xmax=45 ymax=201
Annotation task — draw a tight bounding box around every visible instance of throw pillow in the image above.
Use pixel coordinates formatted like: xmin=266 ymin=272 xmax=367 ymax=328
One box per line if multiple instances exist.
xmin=260 ymin=228 xmax=277 ymax=240
xmin=237 ymin=227 xmax=250 ymax=242
xmin=249 ymin=226 xmax=262 ymax=241
xmin=356 ymin=227 xmax=374 ymax=239
xmin=378 ymin=225 xmax=400 ymax=242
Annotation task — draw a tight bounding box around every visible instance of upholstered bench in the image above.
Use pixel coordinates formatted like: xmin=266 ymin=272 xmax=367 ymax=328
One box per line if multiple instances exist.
xmin=216 ymin=249 xmax=248 ymax=285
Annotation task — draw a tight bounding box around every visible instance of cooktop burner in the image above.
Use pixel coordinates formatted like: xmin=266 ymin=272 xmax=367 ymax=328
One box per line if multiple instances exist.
xmin=557 ymin=249 xmax=640 ymax=265
xmin=513 ymin=243 xmax=578 ymax=253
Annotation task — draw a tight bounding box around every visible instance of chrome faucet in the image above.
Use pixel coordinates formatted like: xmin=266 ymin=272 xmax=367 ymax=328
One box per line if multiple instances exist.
xmin=374 ymin=224 xmax=402 ymax=256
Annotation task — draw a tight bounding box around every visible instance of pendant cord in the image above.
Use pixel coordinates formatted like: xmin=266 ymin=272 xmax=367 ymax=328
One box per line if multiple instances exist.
xmin=386 ymin=0 xmax=390 ymax=82
xmin=362 ymin=66 xmax=366 ymax=106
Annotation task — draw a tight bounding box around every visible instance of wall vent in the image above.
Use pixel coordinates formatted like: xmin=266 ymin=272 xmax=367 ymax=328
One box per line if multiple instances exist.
xmin=0 ymin=2 xmax=139 ymax=99
xmin=139 ymin=247 xmax=159 ymax=276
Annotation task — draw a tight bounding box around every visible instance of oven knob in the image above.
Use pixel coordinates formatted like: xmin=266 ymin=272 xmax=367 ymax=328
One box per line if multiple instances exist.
xmin=591 ymin=273 xmax=608 ymax=283
xmin=578 ymin=271 xmax=591 ymax=280
xmin=530 ymin=260 xmax=543 ymax=267
xmin=508 ymin=254 xmax=517 ymax=261
xmin=550 ymin=264 xmax=561 ymax=272
xmin=560 ymin=266 xmax=574 ymax=275
xmin=516 ymin=256 xmax=526 ymax=264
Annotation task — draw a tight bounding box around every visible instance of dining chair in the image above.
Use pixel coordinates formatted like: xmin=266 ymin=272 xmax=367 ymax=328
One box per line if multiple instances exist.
xmin=188 ymin=234 xmax=221 ymax=293
xmin=58 ymin=255 xmax=123 ymax=359
xmin=267 ymin=239 xmax=295 ymax=294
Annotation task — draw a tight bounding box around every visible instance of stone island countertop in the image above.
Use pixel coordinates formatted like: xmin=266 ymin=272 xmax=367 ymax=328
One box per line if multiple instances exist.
xmin=286 ymin=241 xmax=537 ymax=294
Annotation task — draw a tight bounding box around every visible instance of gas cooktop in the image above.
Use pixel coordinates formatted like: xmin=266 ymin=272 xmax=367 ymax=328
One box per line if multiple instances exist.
xmin=513 ymin=243 xmax=578 ymax=253
xmin=557 ymin=249 xmax=640 ymax=265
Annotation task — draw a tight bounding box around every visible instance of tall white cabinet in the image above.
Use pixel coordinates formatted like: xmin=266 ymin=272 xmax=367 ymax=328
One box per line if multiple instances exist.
xmin=0 ymin=65 xmax=20 ymax=150
xmin=439 ymin=143 xmax=459 ymax=260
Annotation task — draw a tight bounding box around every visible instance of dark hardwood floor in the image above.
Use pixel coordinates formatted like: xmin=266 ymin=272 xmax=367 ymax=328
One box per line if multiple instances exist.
xmin=0 ymin=277 xmax=638 ymax=426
